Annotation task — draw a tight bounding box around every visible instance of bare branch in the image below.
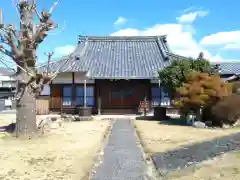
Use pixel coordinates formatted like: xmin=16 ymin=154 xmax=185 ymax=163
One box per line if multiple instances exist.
xmin=43 ymin=38 xmax=89 ymax=81
xmin=35 ymin=51 xmax=76 ymax=90
xmin=0 ymin=45 xmax=14 ymax=59
xmin=47 ymin=20 xmax=65 ymax=36
xmin=49 ymin=60 xmax=76 ymax=82
xmin=6 ymin=28 xmax=21 ymax=57
xmin=0 ymin=26 xmax=22 ymax=60
xmin=11 ymin=0 xmax=24 ymax=25
xmin=34 ymin=7 xmax=41 ymax=20
xmin=31 ymin=0 xmax=36 ymax=6
xmin=32 ymin=0 xmax=60 ymax=47
xmin=32 ymin=17 xmax=57 ymax=47
xmin=0 ymin=56 xmax=16 ymax=72
xmin=2 ymin=0 xmax=62 ymax=99
xmin=1 ymin=57 xmax=34 ymax=77
xmin=48 ymin=0 xmax=60 ymax=15
xmin=44 ymin=51 xmax=54 ymax=74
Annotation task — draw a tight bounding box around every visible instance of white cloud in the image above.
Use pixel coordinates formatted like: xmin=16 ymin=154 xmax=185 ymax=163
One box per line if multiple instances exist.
xmin=54 ymin=45 xmax=75 ymax=57
xmin=110 ymin=10 xmax=239 ymax=62
xmin=110 ymin=23 xmax=211 ymax=59
xmin=224 ymin=43 xmax=240 ymax=50
xmin=210 ymin=54 xmax=239 ymax=62
xmin=114 ymin=16 xmax=127 ymax=26
xmin=177 ymin=10 xmax=208 ymax=24
xmin=200 ymin=31 xmax=240 ymax=51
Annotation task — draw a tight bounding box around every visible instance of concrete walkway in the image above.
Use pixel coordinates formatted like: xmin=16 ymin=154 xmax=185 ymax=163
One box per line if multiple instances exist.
xmin=92 ymin=119 xmax=151 ymax=180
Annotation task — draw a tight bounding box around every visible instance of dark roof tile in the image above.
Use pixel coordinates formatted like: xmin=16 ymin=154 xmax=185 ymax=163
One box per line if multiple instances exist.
xmin=39 ymin=36 xmax=175 ymax=79
xmin=215 ymin=62 xmax=240 ymax=75
xmin=41 ymin=36 xmax=240 ymax=78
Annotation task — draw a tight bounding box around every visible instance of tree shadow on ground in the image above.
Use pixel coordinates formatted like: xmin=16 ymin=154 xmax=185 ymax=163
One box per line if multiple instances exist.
xmin=152 ymin=132 xmax=240 ymax=176
xmin=0 ymin=123 xmax=15 ymax=133
xmin=135 ymin=116 xmax=189 ymax=127
xmin=135 ymin=116 xmax=156 ymax=120
xmin=158 ymin=117 xmax=189 ymax=126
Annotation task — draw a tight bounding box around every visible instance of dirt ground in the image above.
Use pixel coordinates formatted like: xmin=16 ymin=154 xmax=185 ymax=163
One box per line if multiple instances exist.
xmin=134 ymin=120 xmax=240 ymax=180
xmin=134 ymin=120 xmax=240 ymax=154
xmin=0 ymin=114 xmax=110 ymax=180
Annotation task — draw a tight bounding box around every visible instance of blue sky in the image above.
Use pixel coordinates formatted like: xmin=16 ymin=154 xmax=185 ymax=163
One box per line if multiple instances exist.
xmin=0 ymin=0 xmax=240 ymax=65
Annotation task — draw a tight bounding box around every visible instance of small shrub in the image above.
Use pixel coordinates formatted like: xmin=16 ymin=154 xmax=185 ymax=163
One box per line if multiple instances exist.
xmin=211 ymin=94 xmax=240 ymax=126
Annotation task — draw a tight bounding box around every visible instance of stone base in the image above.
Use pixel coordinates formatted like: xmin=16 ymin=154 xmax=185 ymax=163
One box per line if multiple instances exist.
xmin=154 ymin=106 xmax=167 ymax=119
xmin=75 ymin=116 xmax=92 ymax=121
xmin=77 ymin=107 xmax=92 ymax=117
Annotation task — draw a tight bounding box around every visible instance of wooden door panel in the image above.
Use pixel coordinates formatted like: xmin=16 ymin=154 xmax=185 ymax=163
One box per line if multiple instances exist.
xmin=97 ymin=80 xmax=150 ymax=109
xmin=121 ymin=88 xmax=135 ymax=106
xmin=109 ymin=85 xmax=136 ymax=107
xmin=51 ymin=86 xmax=61 ymax=109
xmin=110 ymin=90 xmax=122 ymax=106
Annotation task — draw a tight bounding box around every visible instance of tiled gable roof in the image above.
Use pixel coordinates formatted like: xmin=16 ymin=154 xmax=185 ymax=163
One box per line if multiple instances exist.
xmin=40 ymin=36 xmax=177 ymax=79
xmin=214 ymin=62 xmax=240 ymax=75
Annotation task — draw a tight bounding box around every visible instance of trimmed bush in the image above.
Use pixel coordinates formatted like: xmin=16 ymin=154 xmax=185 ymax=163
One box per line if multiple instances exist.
xmin=211 ymin=94 xmax=240 ymax=126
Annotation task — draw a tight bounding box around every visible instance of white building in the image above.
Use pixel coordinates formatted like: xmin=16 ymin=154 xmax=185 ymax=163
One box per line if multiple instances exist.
xmin=0 ymin=67 xmax=16 ymax=99
xmin=0 ymin=67 xmax=16 ymax=88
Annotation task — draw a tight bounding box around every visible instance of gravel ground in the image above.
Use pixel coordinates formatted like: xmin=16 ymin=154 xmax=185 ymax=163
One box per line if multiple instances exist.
xmin=152 ymin=132 xmax=240 ymax=175
xmin=92 ymin=119 xmax=151 ymax=180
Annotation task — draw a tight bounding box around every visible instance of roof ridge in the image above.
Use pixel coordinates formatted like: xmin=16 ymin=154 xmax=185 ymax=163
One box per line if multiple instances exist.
xmin=166 ymin=52 xmax=192 ymax=60
xmin=78 ymin=35 xmax=167 ymax=41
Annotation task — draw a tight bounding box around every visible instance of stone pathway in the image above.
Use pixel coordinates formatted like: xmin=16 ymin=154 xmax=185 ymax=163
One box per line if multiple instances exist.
xmin=92 ymin=119 xmax=151 ymax=180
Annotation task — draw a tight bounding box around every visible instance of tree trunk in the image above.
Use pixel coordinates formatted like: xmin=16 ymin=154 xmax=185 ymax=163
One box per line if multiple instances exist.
xmin=15 ymin=82 xmax=37 ymax=138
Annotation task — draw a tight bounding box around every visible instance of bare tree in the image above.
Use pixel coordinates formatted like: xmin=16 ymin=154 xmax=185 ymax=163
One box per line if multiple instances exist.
xmin=0 ymin=0 xmax=67 ymax=138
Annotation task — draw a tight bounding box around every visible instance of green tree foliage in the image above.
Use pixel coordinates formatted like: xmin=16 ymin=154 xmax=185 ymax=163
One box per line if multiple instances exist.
xmin=158 ymin=53 xmax=213 ymax=95
xmin=174 ymin=72 xmax=232 ymax=111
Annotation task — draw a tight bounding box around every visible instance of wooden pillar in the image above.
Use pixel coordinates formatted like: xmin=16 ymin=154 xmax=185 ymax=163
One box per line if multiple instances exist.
xmin=158 ymin=79 xmax=161 ymax=106
xmin=143 ymin=95 xmax=147 ymax=116
xmin=98 ymin=96 xmax=101 ymax=115
xmin=60 ymin=93 xmax=63 ymax=115
xmin=72 ymin=72 xmax=75 ymax=113
xmin=84 ymin=79 xmax=87 ymax=108
xmin=97 ymin=81 xmax=101 ymax=115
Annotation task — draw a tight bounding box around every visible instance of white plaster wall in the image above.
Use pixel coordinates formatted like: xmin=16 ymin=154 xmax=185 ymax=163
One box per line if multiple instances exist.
xmin=0 ymin=75 xmax=16 ymax=87
xmin=40 ymin=84 xmax=50 ymax=95
xmin=0 ymin=75 xmax=16 ymax=81
xmin=52 ymin=72 xmax=73 ymax=84
xmin=74 ymin=72 xmax=95 ymax=83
